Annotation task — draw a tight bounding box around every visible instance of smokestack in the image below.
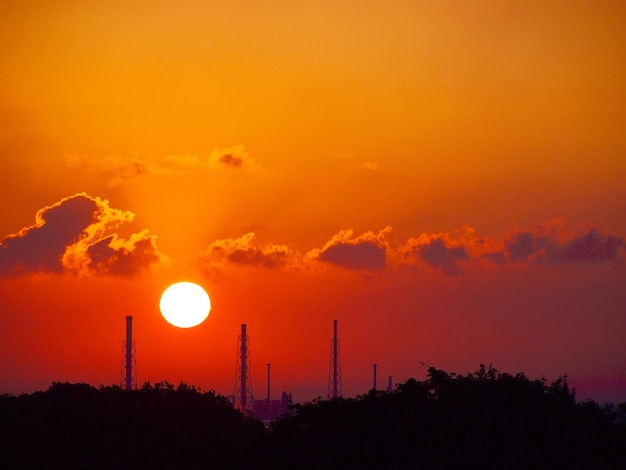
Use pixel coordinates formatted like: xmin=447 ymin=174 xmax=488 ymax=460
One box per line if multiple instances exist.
xmin=387 ymin=375 xmax=393 ymax=392
xmin=333 ymin=319 xmax=338 ymax=398
xmin=233 ymin=323 xmax=253 ymax=412
xmin=373 ymin=363 xmax=377 ymax=391
xmin=327 ymin=319 xmax=342 ymax=399
xmin=125 ymin=316 xmax=133 ymax=391
xmin=241 ymin=324 xmax=248 ymax=411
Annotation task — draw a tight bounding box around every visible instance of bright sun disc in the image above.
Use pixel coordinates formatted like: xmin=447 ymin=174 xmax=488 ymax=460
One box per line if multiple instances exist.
xmin=160 ymin=282 xmax=211 ymax=328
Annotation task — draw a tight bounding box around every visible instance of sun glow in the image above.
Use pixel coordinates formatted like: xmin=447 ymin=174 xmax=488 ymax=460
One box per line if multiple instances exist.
xmin=159 ymin=282 xmax=211 ymax=328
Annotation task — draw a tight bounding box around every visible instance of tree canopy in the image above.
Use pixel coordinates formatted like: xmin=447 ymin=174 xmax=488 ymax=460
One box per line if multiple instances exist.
xmin=1 ymin=366 xmax=625 ymax=469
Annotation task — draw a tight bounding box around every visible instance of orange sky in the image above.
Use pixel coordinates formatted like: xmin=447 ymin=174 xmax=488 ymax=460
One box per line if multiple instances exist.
xmin=1 ymin=1 xmax=625 ymax=403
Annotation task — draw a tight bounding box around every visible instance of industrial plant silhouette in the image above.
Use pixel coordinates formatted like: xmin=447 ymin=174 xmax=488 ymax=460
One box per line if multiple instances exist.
xmin=118 ymin=318 xmax=343 ymax=421
xmin=2 ymin=318 xmax=626 ymax=468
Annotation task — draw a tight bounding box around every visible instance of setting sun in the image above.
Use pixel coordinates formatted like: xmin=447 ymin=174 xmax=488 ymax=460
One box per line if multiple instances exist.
xmin=159 ymin=282 xmax=211 ymax=328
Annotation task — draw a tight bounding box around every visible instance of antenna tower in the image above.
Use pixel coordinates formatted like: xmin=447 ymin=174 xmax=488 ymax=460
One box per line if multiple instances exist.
xmin=120 ymin=316 xmax=137 ymax=390
xmin=327 ymin=319 xmax=342 ymax=399
xmin=233 ymin=323 xmax=254 ymax=412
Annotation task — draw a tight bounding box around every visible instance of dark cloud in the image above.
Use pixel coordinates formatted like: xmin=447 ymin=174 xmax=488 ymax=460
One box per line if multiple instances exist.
xmin=86 ymin=233 xmax=160 ymax=276
xmin=226 ymin=246 xmax=288 ymax=268
xmin=417 ymin=238 xmax=468 ymax=277
xmin=319 ymin=241 xmax=386 ymax=271
xmin=0 ymin=195 xmax=99 ymax=275
xmin=556 ymin=228 xmax=623 ymax=263
xmin=219 ymin=154 xmax=243 ymax=168
xmin=503 ymin=226 xmax=623 ymax=265
xmin=203 ymin=233 xmax=294 ymax=270
xmin=504 ymin=231 xmax=538 ymax=262
xmin=0 ymin=193 xmax=160 ymax=278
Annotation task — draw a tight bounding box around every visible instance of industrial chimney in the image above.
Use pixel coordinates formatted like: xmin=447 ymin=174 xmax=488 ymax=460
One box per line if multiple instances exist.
xmin=327 ymin=319 xmax=342 ymax=399
xmin=233 ymin=324 xmax=253 ymax=412
xmin=120 ymin=316 xmax=137 ymax=390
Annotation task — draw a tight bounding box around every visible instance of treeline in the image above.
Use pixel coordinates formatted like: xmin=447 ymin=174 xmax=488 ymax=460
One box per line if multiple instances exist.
xmin=1 ymin=366 xmax=625 ymax=469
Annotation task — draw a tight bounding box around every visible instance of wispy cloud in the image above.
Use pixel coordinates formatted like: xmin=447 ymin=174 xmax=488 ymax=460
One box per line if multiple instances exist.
xmin=165 ymin=145 xmax=261 ymax=173
xmin=65 ymin=155 xmax=152 ymax=186
xmin=357 ymin=161 xmax=379 ymax=171
xmin=0 ymin=193 xmax=162 ymax=277
xmin=66 ymin=145 xmax=260 ymax=186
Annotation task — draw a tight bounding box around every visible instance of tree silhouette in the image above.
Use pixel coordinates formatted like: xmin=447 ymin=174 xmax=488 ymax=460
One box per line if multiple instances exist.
xmin=269 ymin=365 xmax=626 ymax=469
xmin=0 ymin=381 xmax=268 ymax=469
xmin=2 ymin=367 xmax=625 ymax=469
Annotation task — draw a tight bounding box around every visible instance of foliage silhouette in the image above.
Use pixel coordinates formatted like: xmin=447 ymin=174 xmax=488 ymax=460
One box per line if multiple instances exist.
xmin=1 ymin=366 xmax=625 ymax=469
xmin=0 ymin=381 xmax=268 ymax=469
xmin=269 ymin=365 xmax=626 ymax=469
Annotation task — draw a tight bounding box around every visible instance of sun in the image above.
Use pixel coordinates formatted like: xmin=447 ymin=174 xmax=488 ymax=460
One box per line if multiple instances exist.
xmin=159 ymin=282 xmax=211 ymax=328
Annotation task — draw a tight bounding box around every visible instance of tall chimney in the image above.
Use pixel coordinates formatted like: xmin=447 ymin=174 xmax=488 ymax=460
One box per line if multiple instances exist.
xmin=327 ymin=319 xmax=342 ymax=399
xmin=125 ymin=316 xmax=133 ymax=391
xmin=233 ymin=323 xmax=253 ymax=412
xmin=241 ymin=323 xmax=248 ymax=411
xmin=333 ymin=319 xmax=338 ymax=398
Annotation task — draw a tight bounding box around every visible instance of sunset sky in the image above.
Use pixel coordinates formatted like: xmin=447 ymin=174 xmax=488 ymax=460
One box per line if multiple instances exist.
xmin=1 ymin=1 xmax=625 ymax=404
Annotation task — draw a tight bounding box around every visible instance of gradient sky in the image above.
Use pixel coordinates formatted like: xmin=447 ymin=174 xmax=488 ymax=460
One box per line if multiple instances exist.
xmin=1 ymin=1 xmax=625 ymax=404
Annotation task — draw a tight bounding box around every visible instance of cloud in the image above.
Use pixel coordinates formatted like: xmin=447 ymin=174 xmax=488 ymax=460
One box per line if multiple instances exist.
xmin=501 ymin=222 xmax=624 ymax=265
xmin=319 ymin=241 xmax=386 ymax=270
xmin=83 ymin=231 xmax=160 ymax=277
xmin=309 ymin=227 xmax=390 ymax=271
xmin=66 ymin=155 xmax=152 ymax=186
xmin=165 ymin=145 xmax=261 ymax=173
xmin=398 ymin=226 xmax=485 ymax=277
xmin=400 ymin=222 xmax=624 ymax=274
xmin=0 ymin=193 xmax=161 ymax=277
xmin=66 ymin=145 xmax=261 ymax=185
xmin=200 ymin=233 xmax=295 ymax=270
xmin=400 ymin=233 xmax=469 ymax=277
xmin=219 ymin=153 xmax=243 ymax=168
xmin=192 ymin=220 xmax=623 ymax=282
xmin=418 ymin=238 xmax=468 ymax=277
xmin=505 ymin=231 xmax=538 ymax=262
xmin=558 ymin=228 xmax=623 ymax=263
xmin=357 ymin=161 xmax=379 ymax=171
xmin=0 ymin=194 xmax=101 ymax=274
